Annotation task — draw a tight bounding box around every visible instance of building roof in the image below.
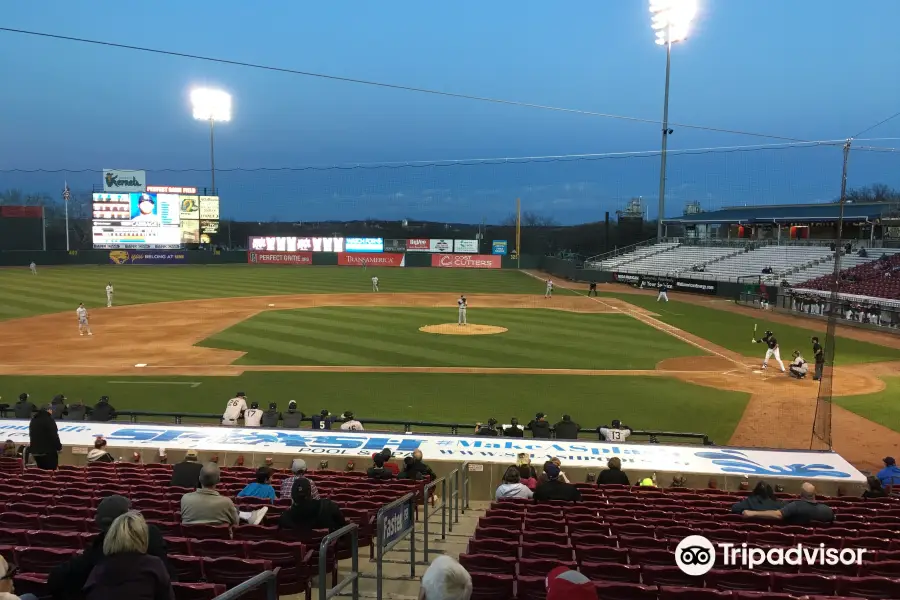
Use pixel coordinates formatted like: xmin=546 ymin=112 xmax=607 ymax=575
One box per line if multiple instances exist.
xmin=664 ymin=202 xmax=893 ymax=225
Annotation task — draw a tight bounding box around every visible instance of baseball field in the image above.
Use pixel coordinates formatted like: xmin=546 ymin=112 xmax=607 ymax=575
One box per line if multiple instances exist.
xmin=1 ymin=264 xmax=898 ymax=470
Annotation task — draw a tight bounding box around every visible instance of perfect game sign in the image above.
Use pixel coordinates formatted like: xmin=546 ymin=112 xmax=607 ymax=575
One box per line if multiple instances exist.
xmin=613 ymin=272 xmax=718 ymax=295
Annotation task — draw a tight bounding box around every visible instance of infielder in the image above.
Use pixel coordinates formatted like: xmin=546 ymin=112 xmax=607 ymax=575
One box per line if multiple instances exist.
xmin=106 ymin=282 xmax=114 ymax=307
xmin=657 ymin=284 xmax=669 ymax=302
xmin=76 ymin=303 xmax=93 ymax=336
xmin=545 ymin=279 xmax=553 ymax=298
xmin=755 ymin=329 xmax=786 ymax=372
xmin=371 ymin=276 xmax=379 ymax=292
xmin=29 ymin=261 xmax=37 ymax=275
xmin=458 ymin=294 xmax=467 ymax=326
xmin=788 ymin=350 xmax=809 ymax=379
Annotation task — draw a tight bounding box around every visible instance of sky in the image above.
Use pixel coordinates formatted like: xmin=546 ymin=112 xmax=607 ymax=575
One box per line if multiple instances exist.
xmin=2 ymin=1 xmax=900 ymax=224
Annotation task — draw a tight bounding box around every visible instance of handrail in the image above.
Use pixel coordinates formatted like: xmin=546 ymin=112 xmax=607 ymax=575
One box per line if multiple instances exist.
xmin=585 ymin=237 xmax=658 ymax=263
xmin=375 ymin=492 xmax=416 ymax=600
xmin=460 ymin=462 xmax=471 ymax=512
xmin=419 ymin=477 xmax=448 ymax=564
xmin=319 ymin=524 xmax=360 ymax=600
xmin=212 ymin=568 xmax=279 ymax=600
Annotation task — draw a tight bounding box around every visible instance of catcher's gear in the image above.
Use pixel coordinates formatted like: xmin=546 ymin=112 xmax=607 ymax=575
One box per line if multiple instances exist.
xmin=792 ymin=350 xmax=801 ymax=358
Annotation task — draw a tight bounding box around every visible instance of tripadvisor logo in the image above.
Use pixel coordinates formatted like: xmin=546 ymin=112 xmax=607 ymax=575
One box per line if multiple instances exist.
xmin=105 ymin=172 xmax=141 ymax=188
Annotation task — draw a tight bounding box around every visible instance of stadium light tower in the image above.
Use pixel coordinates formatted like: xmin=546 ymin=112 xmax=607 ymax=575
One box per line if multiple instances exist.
xmin=190 ymin=88 xmax=232 ymax=195
xmin=650 ymin=0 xmax=698 ymax=242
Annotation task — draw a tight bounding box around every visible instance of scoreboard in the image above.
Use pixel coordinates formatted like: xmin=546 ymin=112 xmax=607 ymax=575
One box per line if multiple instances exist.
xmin=92 ymin=193 xmax=219 ymax=249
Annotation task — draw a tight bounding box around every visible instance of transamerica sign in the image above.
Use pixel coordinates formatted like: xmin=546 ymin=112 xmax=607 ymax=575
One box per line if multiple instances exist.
xmin=103 ymin=169 xmax=146 ymax=192
xmin=431 ymin=254 xmax=501 ymax=269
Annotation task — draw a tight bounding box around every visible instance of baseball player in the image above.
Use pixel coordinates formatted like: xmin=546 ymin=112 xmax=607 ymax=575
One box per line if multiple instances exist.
xmin=29 ymin=261 xmax=37 ymax=275
xmin=545 ymin=279 xmax=553 ymax=298
xmin=657 ymin=284 xmax=669 ymax=302
xmin=754 ymin=329 xmax=786 ymax=372
xmin=243 ymin=402 xmax=263 ymax=427
xmin=106 ymin=282 xmax=114 ymax=307
xmin=221 ymin=392 xmax=248 ymax=426
xmin=361 ymin=258 xmax=368 ymax=271
xmin=371 ymin=276 xmax=379 ymax=292
xmin=788 ymin=350 xmax=809 ymax=379
xmin=458 ymin=294 xmax=467 ymax=326
xmin=76 ymin=303 xmax=93 ymax=336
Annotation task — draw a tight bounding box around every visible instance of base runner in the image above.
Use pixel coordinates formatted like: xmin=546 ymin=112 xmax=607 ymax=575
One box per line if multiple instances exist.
xmin=76 ymin=303 xmax=93 ymax=336
xmin=458 ymin=294 xmax=467 ymax=325
xmin=755 ymin=329 xmax=786 ymax=372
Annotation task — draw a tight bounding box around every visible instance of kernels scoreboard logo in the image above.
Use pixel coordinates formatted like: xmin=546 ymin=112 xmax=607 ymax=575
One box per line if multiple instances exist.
xmin=102 ymin=169 xmax=146 ymax=192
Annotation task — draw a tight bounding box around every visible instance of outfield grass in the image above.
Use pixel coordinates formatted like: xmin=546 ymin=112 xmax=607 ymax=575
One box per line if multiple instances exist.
xmin=0 ymin=373 xmax=749 ymax=443
xmin=0 ymin=266 xmax=571 ymax=320
xmin=601 ymin=293 xmax=900 ymax=366
xmin=197 ymin=307 xmax=705 ymax=369
xmin=834 ymin=377 xmax=900 ymax=434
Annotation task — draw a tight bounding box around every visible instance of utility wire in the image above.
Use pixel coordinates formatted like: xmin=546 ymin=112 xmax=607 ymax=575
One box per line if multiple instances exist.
xmin=851 ymin=110 xmax=900 ymax=139
xmin=0 ymin=26 xmax=807 ymax=143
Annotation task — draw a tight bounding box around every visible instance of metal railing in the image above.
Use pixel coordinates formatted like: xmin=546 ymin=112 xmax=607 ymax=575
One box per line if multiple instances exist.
xmin=584 ymin=237 xmax=659 ymax=264
xmin=419 ymin=476 xmax=448 ymax=564
xmin=460 ymin=462 xmax=471 ymax=512
xmin=374 ymin=493 xmax=416 ymax=600
xmin=318 ymin=524 xmax=360 ymax=600
xmin=212 ymin=569 xmax=279 ymax=600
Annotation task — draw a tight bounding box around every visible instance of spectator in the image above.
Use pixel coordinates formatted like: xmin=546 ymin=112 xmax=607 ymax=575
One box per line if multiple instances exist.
xmin=1 ymin=441 xmax=17 ymax=459
xmin=2 ymin=553 xmax=39 ymax=600
xmin=517 ymin=465 xmax=537 ymax=490
xmin=260 ymin=402 xmax=281 ymax=428
xmin=405 ymin=449 xmax=436 ymax=481
xmin=13 ymin=392 xmax=35 ymax=419
xmin=669 ymin=474 xmax=687 ymax=488
xmin=367 ymin=454 xmax=394 ymax=480
xmin=169 ymin=450 xmax=203 ymax=489
xmin=237 ymin=467 xmax=277 ymax=502
xmin=553 ymin=414 xmax=580 ymax=440
xmin=243 ymin=402 xmax=263 ymax=427
xmin=50 ymin=394 xmax=67 ymax=420
xmin=279 ymin=478 xmax=346 ymax=533
xmin=538 ymin=458 xmax=570 ymax=484
xmin=29 ymin=404 xmax=61 ymax=470
xmin=180 ymin=463 xmax=267 ymax=526
xmin=730 ymin=482 xmax=784 ymax=513
xmin=91 ymin=396 xmax=116 ymax=422
xmin=863 ymin=475 xmax=888 ymax=499
xmin=501 ymin=417 xmax=524 ymax=437
xmin=340 ymin=411 xmax=364 ymax=431
xmin=474 ymin=419 xmax=499 ymax=436
xmin=877 ymin=456 xmax=900 ymax=491
xmin=533 ymin=463 xmax=581 ymax=502
xmin=515 ymin=453 xmax=537 ymax=479
xmin=742 ymin=482 xmax=834 ymax=524
xmin=526 ymin=412 xmax=551 ymax=439
xmin=495 ymin=466 xmax=533 ymax=500
xmin=281 ymin=400 xmax=304 ymax=428
xmin=399 ymin=457 xmax=420 ymax=480
xmin=379 ymin=448 xmax=400 ymax=476
xmin=48 ymin=495 xmax=174 ymax=598
xmin=418 ymin=555 xmax=472 ymax=600
xmin=597 ymin=457 xmax=630 ymax=486
xmin=88 ymin=438 xmax=115 ymax=463
xmin=280 ymin=459 xmax=320 ymax=500
xmin=545 ymin=566 xmax=596 ymax=600
xmin=82 ymin=511 xmax=175 ymax=600
xmin=63 ymin=400 xmax=87 ymax=421
xmin=311 ymin=409 xmax=335 ymax=430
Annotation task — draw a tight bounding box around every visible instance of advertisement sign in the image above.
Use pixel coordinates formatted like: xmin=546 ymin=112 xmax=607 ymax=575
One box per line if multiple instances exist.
xmin=406 ymin=239 xmax=430 ymax=252
xmin=180 ymin=196 xmax=200 ymax=220
xmin=92 ymin=192 xmax=182 ymax=249
xmin=674 ymin=278 xmax=718 ymax=295
xmin=146 ymin=186 xmax=198 ymax=194
xmin=491 ymin=240 xmax=508 ymax=255
xmin=431 ymin=254 xmax=501 ymax=269
xmin=338 ymin=253 xmax=405 ymax=267
xmin=200 ymin=220 xmax=219 ymax=234
xmin=453 ymin=239 xmax=479 ymax=253
xmin=0 ymin=420 xmax=864 ymax=481
xmin=613 ymin=273 xmax=718 ymax=296
xmin=383 ymin=239 xmax=407 ymax=253
xmin=0 ymin=206 xmax=43 ymax=218
xmin=249 ymin=236 xmax=345 ymax=253
xmin=344 ymin=237 xmax=384 ymax=253
xmin=430 ymin=239 xmax=453 ymax=253
xmin=103 ymin=169 xmax=146 ymax=193
xmin=199 ymin=196 xmax=220 ymax=220
xmin=380 ymin=499 xmax=414 ymax=551
xmin=248 ymin=251 xmax=313 ymax=265
xmin=108 ymin=250 xmax=187 ymax=265
xmin=180 ymin=220 xmax=200 ymax=244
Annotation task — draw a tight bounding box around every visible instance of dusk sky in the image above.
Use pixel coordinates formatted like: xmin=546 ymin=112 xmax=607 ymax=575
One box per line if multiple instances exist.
xmin=2 ymin=1 xmax=900 ymax=223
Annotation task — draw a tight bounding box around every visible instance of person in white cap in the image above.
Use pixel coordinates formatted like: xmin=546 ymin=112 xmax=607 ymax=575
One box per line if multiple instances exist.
xmin=418 ymin=555 xmax=472 ymax=600
xmin=279 ymin=458 xmax=320 ymax=500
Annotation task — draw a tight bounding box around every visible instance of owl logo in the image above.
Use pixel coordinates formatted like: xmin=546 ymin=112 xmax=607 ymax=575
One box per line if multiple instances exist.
xmin=109 ymin=251 xmax=130 ymax=265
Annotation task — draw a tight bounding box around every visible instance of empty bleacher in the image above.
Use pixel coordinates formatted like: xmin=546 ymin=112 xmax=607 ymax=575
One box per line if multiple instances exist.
xmin=589 ymin=242 xmax=680 ymax=271
xmin=695 ymin=245 xmax=834 ymax=283
xmin=616 ymin=245 xmax=742 ymax=276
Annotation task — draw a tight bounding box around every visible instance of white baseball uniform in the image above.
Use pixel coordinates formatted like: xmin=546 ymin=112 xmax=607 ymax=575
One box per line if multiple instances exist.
xmin=222 ymin=396 xmax=248 ymax=426
xmin=243 ymin=408 xmax=263 ymax=427
xmin=657 ymin=286 xmax=669 ymax=302
xmin=545 ymin=280 xmax=553 ymax=298
xmin=371 ymin=276 xmax=379 ymax=292
xmin=106 ymin=284 xmax=114 ymax=307
xmin=76 ymin=306 xmax=92 ymax=336
xmin=458 ymin=297 xmax=467 ymax=325
xmin=30 ymin=262 xmax=37 ymax=275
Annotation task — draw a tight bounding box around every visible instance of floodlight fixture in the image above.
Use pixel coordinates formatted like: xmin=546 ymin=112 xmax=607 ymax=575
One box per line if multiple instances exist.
xmin=191 ymin=88 xmax=232 ymax=122
xmin=650 ymin=0 xmax=698 ymax=46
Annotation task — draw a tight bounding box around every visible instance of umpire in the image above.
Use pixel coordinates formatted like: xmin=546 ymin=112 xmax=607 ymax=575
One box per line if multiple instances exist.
xmin=811 ymin=336 xmax=825 ymax=381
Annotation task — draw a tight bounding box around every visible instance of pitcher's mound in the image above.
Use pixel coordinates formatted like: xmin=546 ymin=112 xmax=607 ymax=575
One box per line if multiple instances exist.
xmin=419 ymin=324 xmax=508 ymax=336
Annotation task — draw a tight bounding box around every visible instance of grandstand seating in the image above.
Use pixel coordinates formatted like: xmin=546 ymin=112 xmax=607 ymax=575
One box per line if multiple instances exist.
xmin=797 ymin=250 xmax=900 ymax=300
xmin=591 ymin=242 xmax=680 ymax=270
xmin=615 ymin=245 xmax=740 ymax=275
xmin=0 ymin=462 xmax=427 ymax=600
xmin=693 ymin=246 xmax=833 ymax=282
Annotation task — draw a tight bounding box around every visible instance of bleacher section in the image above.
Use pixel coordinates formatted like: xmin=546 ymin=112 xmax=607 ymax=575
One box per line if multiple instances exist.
xmin=796 ymin=249 xmax=900 ymax=300
xmin=695 ymin=246 xmax=834 ymax=282
xmin=591 ymin=242 xmax=680 ymax=271
xmin=618 ymin=245 xmax=741 ymax=275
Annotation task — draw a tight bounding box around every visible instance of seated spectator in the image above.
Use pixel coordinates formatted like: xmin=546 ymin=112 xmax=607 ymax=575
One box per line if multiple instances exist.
xmin=280 ymin=459 xmax=319 ymax=500
xmin=546 ymin=566 xmax=596 ymax=600
xmin=496 ymin=466 xmax=533 ymax=500
xmin=404 ymin=449 xmax=436 ymax=481
xmin=260 ymin=402 xmax=281 ymax=428
xmin=2 ymin=553 xmax=39 ymax=600
xmin=90 ymin=395 xmax=116 ymax=422
xmin=13 ymin=392 xmax=36 ymax=419
xmin=180 ymin=463 xmax=267 ymax=525
xmin=526 ymin=413 xmax=551 ymax=439
xmin=339 ymin=411 xmax=364 ymax=431
xmin=731 ymin=482 xmax=784 ymax=514
xmin=516 ymin=453 xmax=537 ymax=480
xmin=533 ymin=463 xmax=581 ymax=502
xmin=50 ymin=394 xmax=67 ymax=420
xmin=1 ymin=440 xmax=17 ymax=459
xmin=501 ymin=417 xmax=524 ymax=437
xmin=82 ymin=511 xmax=175 ymax=600
xmin=63 ymin=400 xmax=87 ymax=421
xmin=474 ymin=418 xmax=499 ymax=436
xmin=419 ymin=555 xmax=471 ymax=600
xmin=863 ymin=475 xmax=888 ymax=499
xmin=237 ymin=467 xmax=277 ymax=502
xmin=517 ymin=465 xmax=537 ymax=490
xmin=742 ymin=482 xmax=834 ymax=524
xmin=279 ymin=477 xmax=346 ymax=533
xmin=537 ymin=459 xmax=570 ymax=485
xmin=169 ymin=450 xmax=203 ymax=488
xmin=87 ymin=437 xmax=115 ymax=463
xmin=878 ymin=456 xmax=900 ymax=491
xmin=48 ymin=495 xmax=174 ymax=598
xmin=669 ymin=474 xmax=687 ymax=488
xmin=378 ymin=448 xmax=400 ymax=476
xmin=597 ymin=457 xmax=630 ymax=486
xmin=367 ymin=454 xmax=394 ymax=480
xmin=399 ymin=456 xmax=420 ymax=480
xmin=553 ymin=414 xmax=580 ymax=440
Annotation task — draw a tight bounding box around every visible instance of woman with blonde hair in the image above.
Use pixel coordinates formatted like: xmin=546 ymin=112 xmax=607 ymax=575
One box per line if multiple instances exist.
xmin=515 ymin=453 xmax=537 ymax=479
xmin=83 ymin=511 xmax=174 ymax=600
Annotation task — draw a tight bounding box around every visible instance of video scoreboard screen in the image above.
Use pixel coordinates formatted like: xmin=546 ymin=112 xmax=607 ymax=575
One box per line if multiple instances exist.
xmin=92 ymin=193 xmax=220 ymax=248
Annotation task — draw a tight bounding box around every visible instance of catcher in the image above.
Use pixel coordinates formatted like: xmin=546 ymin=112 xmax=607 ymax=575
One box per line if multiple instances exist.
xmin=788 ymin=350 xmax=809 ymax=379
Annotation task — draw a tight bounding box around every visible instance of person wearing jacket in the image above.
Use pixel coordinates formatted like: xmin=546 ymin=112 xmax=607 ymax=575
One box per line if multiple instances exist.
xmin=29 ymin=405 xmax=61 ymax=470
xmin=279 ymin=478 xmax=346 ymax=533
xmin=50 ymin=395 xmax=67 ymax=420
xmin=596 ymin=457 xmax=630 ymax=486
xmin=81 ymin=511 xmax=175 ymax=600
xmin=13 ymin=393 xmax=35 ymax=419
xmin=367 ymin=455 xmax=394 ymax=480
xmin=404 ymin=450 xmax=436 ymax=481
xmin=526 ymin=413 xmax=551 ymax=439
xmin=553 ymin=414 xmax=580 ymax=440
xmin=260 ymin=402 xmax=281 ymax=428
xmin=90 ymin=396 xmax=116 ymax=422
xmin=731 ymin=482 xmax=784 ymax=514
xmin=495 ymin=466 xmax=533 ymax=500
xmin=47 ymin=495 xmax=174 ymax=600
xmin=281 ymin=401 xmax=304 ymax=428
xmin=877 ymin=457 xmax=900 ymax=491
xmin=63 ymin=401 xmax=87 ymax=421
xmin=87 ymin=438 xmax=115 ymax=463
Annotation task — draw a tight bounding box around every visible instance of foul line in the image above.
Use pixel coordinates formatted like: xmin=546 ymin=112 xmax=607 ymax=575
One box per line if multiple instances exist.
xmin=107 ymin=380 xmax=203 ymax=388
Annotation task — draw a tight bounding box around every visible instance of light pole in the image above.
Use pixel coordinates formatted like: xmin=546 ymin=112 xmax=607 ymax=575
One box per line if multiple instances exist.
xmin=650 ymin=0 xmax=697 ymax=242
xmin=190 ymin=88 xmax=232 ymax=195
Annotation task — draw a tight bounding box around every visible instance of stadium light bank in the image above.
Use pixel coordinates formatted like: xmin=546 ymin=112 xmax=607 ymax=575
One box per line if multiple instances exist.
xmin=190 ymin=88 xmax=232 ymax=196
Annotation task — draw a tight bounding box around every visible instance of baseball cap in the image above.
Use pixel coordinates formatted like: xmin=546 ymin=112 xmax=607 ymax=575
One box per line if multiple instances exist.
xmin=544 ymin=463 xmax=561 ymax=480
xmin=288 ymin=400 xmax=297 ymax=408
xmin=291 ymin=458 xmax=307 ymax=473
xmin=95 ymin=494 xmax=131 ymax=528
xmin=185 ymin=449 xmax=199 ymax=459
xmin=291 ymin=477 xmax=313 ymax=503
xmin=885 ymin=457 xmax=896 ymax=466
xmin=535 ymin=412 xmax=545 ymax=419
xmin=269 ymin=402 xmax=277 ymax=409
xmin=546 ymin=567 xmax=595 ymax=600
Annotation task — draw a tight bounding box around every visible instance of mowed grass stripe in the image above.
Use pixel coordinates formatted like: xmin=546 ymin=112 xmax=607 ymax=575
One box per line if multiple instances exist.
xmin=205 ymin=331 xmax=374 ymax=365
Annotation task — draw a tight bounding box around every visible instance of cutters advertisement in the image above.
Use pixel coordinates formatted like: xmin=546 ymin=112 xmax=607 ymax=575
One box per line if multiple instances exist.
xmin=431 ymin=254 xmax=501 ymax=269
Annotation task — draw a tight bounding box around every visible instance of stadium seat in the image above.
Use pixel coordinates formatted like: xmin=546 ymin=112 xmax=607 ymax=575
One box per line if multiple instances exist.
xmin=515 ymin=575 xmax=547 ymax=600
xmin=458 ymin=553 xmax=517 ymax=576
xmin=658 ymin=587 xmax=731 ymax=600
xmin=518 ymin=557 xmax=575 ymax=577
xmin=244 ymin=540 xmax=313 ymax=596
xmin=579 ymin=562 xmax=641 ymax=583
xmin=594 ymin=581 xmax=657 ymax=600
xmin=704 ymin=569 xmax=772 ymax=592
xmin=172 ymin=583 xmax=227 ymax=600
xmin=181 ymin=523 xmax=232 ymax=540
xmin=202 ymin=557 xmax=272 ymax=600
xmin=835 ymin=575 xmax=900 ymax=598
xmin=170 ymin=554 xmax=205 ymax=582
xmin=26 ymin=530 xmax=88 ymax=550
xmin=770 ymin=573 xmax=836 ymax=596
xmin=469 ymin=572 xmax=514 ymax=600
xmin=14 ymin=546 xmax=78 ymax=574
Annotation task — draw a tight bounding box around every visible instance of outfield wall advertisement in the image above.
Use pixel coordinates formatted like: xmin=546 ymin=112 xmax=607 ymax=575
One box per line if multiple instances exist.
xmin=432 ymin=254 xmax=501 ymax=269
xmin=249 ymin=236 xmax=346 ymax=253
xmin=613 ymin=272 xmax=718 ymax=295
xmin=248 ymin=251 xmax=313 ymax=265
xmin=337 ymin=252 xmax=405 ymax=267
xmin=108 ymin=250 xmax=188 ymax=265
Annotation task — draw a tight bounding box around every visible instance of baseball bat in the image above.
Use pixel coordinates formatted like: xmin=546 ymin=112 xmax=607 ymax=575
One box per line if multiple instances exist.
xmin=752 ymin=323 xmax=757 ymax=343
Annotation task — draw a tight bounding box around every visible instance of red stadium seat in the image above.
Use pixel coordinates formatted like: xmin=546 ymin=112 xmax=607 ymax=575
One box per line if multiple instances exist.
xmin=835 ymin=575 xmax=900 ymax=599
xmin=659 ymin=587 xmax=731 ymax=600
xmin=641 ymin=565 xmax=706 ymax=588
xmin=170 ymin=554 xmax=205 ymax=582
xmin=181 ymin=523 xmax=232 ymax=540
xmin=458 ymin=553 xmax=516 ymax=576
xmin=191 ymin=539 xmax=247 ymax=559
xmin=469 ymin=572 xmax=514 ymax=600
xmin=594 ymin=581 xmax=657 ymax=600
xmin=704 ymin=569 xmax=772 ymax=592
xmin=244 ymin=540 xmax=313 ymax=596
xmin=14 ymin=547 xmax=78 ymax=574
xmin=770 ymin=573 xmax=836 ymax=596
xmin=172 ymin=582 xmax=227 ymax=600
xmin=518 ymin=557 xmax=575 ymax=577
